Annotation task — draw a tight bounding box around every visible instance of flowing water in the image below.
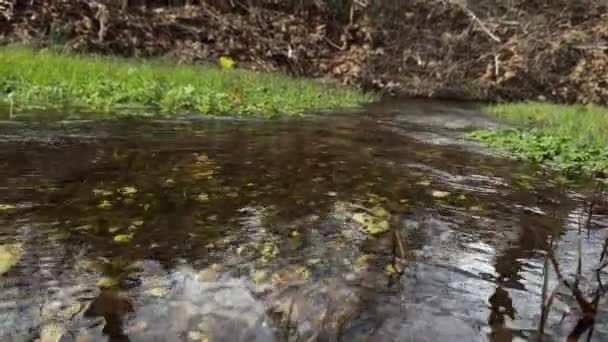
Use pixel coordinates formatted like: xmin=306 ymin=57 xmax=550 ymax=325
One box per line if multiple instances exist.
xmin=0 ymin=100 xmax=607 ymax=342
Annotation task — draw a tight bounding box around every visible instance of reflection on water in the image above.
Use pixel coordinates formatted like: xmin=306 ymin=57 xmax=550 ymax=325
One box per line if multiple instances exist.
xmin=0 ymin=101 xmax=606 ymax=341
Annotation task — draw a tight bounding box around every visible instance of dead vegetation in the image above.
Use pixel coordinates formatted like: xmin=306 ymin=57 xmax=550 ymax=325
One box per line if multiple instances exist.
xmin=1 ymin=0 xmax=608 ymax=104
xmin=539 ymin=181 xmax=608 ymax=341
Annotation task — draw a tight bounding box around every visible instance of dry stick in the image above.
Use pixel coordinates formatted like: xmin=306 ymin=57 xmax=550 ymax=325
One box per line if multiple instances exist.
xmin=539 ymin=250 xmax=550 ymax=339
xmin=550 ymin=253 xmax=594 ymax=313
xmin=539 ymin=238 xmax=556 ymax=339
xmin=395 ymin=229 xmax=406 ymax=260
xmin=541 ymin=282 xmax=563 ymax=335
xmin=452 ymin=1 xmax=501 ymax=43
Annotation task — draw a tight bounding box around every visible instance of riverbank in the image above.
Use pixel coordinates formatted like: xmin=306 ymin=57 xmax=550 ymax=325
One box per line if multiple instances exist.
xmin=2 ymin=1 xmax=607 ymax=105
xmin=470 ymin=102 xmax=608 ymax=179
xmin=0 ymin=46 xmax=372 ymax=118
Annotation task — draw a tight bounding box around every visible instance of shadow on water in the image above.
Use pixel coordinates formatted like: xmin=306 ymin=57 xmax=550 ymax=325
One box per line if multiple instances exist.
xmin=0 ymin=100 xmax=606 ymax=341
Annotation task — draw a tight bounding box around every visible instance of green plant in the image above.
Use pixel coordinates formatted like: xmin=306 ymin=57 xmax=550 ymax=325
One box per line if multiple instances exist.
xmin=468 ymin=129 xmax=608 ymax=177
xmin=0 ymin=45 xmax=374 ymax=118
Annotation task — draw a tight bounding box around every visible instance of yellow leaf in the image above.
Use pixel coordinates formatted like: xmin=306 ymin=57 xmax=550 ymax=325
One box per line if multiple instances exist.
xmin=0 ymin=243 xmax=22 ymax=275
xmin=0 ymin=204 xmax=16 ymax=211
xmin=92 ymin=189 xmax=113 ymax=197
xmin=97 ymin=200 xmax=113 ymax=209
xmin=352 ymin=211 xmax=389 ymax=235
xmin=195 ymin=193 xmax=209 ymax=203
xmin=113 ymin=233 xmax=134 ymax=243
xmin=218 ymin=56 xmax=236 ymax=69
xmin=97 ymin=277 xmax=118 ymax=288
xmin=385 ymin=263 xmax=401 ymax=276
xmin=261 ymin=242 xmax=279 ymax=259
xmin=250 ymin=269 xmax=269 ymax=283
xmin=118 ymin=186 xmax=138 ymax=196
xmin=146 ymin=287 xmax=168 ymax=297
xmin=40 ymin=323 xmax=66 ymax=342
xmin=432 ymin=190 xmax=451 ymax=199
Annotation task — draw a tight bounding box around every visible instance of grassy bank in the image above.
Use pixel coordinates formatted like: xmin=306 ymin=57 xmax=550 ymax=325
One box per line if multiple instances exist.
xmin=469 ymin=102 xmax=608 ymax=178
xmin=0 ymin=46 xmax=373 ymax=118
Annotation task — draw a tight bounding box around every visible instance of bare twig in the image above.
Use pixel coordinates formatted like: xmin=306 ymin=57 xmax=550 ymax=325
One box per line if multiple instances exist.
xmin=539 ymin=247 xmax=551 ymax=339
xmin=449 ymin=1 xmax=501 ymax=43
xmin=395 ymin=229 xmax=406 ymax=259
xmin=549 ymin=253 xmax=596 ymax=320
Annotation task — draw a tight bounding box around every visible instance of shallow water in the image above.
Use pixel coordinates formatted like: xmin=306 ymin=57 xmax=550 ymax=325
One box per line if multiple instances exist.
xmin=0 ymin=100 xmax=607 ymax=342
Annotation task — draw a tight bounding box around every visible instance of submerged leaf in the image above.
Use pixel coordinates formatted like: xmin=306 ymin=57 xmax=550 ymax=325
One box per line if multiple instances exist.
xmin=92 ymin=189 xmax=113 ymax=197
xmin=195 ymin=193 xmax=210 ymax=203
xmin=261 ymin=242 xmax=279 ymax=259
xmin=113 ymin=233 xmax=134 ymax=243
xmin=0 ymin=204 xmax=16 ymax=211
xmin=431 ymin=190 xmax=451 ymax=199
xmin=146 ymin=287 xmax=169 ymax=298
xmin=118 ymin=186 xmax=138 ymax=196
xmin=250 ymin=269 xmax=269 ymax=284
xmin=0 ymin=243 xmax=22 ymax=274
xmin=352 ymin=210 xmax=389 ymax=236
xmin=385 ymin=263 xmax=401 ymax=276
xmin=40 ymin=323 xmax=66 ymax=342
xmin=97 ymin=200 xmax=113 ymax=209
xmin=97 ymin=277 xmax=118 ymax=288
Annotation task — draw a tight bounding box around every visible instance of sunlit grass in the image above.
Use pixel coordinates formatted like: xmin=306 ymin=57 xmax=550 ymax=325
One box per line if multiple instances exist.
xmin=0 ymin=45 xmax=374 ymax=118
xmin=469 ymin=102 xmax=608 ymax=178
xmin=485 ymin=101 xmax=608 ymax=149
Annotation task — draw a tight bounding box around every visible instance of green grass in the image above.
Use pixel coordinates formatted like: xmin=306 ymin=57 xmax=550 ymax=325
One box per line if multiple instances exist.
xmin=0 ymin=45 xmax=373 ymax=118
xmin=469 ymin=102 xmax=608 ymax=178
xmin=485 ymin=102 xmax=608 ymax=148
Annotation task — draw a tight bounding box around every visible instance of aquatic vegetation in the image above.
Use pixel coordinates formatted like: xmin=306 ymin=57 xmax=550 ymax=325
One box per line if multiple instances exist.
xmin=0 ymin=45 xmax=373 ymax=118
xmin=469 ymin=129 xmax=608 ymax=177
xmin=0 ymin=243 xmax=22 ymax=275
xmin=486 ymin=102 xmax=608 ymax=148
xmin=472 ymin=102 xmax=608 ymax=178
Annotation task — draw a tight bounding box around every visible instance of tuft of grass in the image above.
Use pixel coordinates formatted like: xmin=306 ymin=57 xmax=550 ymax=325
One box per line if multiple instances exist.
xmin=0 ymin=45 xmax=374 ymax=118
xmin=486 ymin=102 xmax=608 ymax=149
xmin=470 ymin=102 xmax=608 ymax=178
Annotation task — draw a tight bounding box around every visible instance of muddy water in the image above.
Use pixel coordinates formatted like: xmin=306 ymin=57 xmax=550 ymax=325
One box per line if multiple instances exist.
xmin=0 ymin=100 xmax=607 ymax=342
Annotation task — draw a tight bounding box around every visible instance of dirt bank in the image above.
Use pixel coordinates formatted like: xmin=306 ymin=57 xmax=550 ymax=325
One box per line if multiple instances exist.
xmin=1 ymin=0 xmax=607 ymax=104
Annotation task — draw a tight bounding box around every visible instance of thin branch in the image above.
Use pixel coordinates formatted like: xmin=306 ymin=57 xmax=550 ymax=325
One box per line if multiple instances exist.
xmin=450 ymin=1 xmax=501 ymax=43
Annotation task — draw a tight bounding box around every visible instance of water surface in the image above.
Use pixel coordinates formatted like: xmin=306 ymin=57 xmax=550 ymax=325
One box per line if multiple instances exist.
xmin=0 ymin=100 xmax=607 ymax=341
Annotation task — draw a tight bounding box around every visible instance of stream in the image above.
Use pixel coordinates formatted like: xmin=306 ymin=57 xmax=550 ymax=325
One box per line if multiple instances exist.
xmin=0 ymin=100 xmax=607 ymax=342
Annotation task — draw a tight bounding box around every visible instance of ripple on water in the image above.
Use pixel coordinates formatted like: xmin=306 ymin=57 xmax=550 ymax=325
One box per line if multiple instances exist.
xmin=0 ymin=103 xmax=606 ymax=341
